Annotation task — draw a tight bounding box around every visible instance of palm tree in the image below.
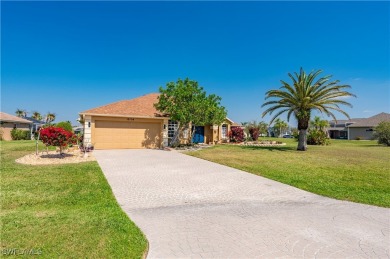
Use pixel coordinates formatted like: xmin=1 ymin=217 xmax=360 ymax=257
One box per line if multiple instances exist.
xmin=45 ymin=112 xmax=56 ymax=124
xmin=262 ymin=68 xmax=355 ymax=151
xmin=258 ymin=121 xmax=268 ymax=137
xmin=311 ymin=116 xmax=329 ymax=131
xmin=15 ymin=109 xmax=27 ymax=117
xmin=32 ymin=111 xmax=43 ymax=121
xmin=273 ymin=118 xmax=288 ymax=137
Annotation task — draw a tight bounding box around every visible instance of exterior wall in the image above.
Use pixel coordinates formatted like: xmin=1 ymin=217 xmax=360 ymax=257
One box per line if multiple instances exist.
xmin=0 ymin=122 xmax=31 ymax=140
xmin=348 ymin=127 xmax=374 ymax=140
xmin=162 ymin=119 xmax=169 ymax=147
xmin=88 ymin=115 xmax=164 ymax=148
xmin=204 ymin=125 xmax=213 ymax=144
xmin=83 ymin=115 xmax=92 ymax=145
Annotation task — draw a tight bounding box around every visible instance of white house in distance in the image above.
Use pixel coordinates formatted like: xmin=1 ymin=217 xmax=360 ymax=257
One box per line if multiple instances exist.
xmin=328 ymin=112 xmax=390 ymax=140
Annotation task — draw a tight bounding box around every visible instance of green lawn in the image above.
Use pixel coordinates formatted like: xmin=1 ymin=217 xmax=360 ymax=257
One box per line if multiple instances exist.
xmin=1 ymin=141 xmax=147 ymax=258
xmin=187 ymin=138 xmax=390 ymax=207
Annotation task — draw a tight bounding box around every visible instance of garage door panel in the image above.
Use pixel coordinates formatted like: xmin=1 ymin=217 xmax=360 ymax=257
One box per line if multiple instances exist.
xmin=93 ymin=120 xmax=161 ymax=149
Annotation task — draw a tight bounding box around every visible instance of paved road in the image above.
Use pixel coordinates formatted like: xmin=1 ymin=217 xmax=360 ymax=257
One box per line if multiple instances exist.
xmin=94 ymin=150 xmax=390 ymax=258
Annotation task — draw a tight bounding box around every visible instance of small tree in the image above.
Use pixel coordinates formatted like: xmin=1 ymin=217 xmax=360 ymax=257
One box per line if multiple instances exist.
xmin=155 ymin=78 xmax=227 ymax=145
xmin=248 ymin=123 xmax=260 ymax=141
xmin=229 ymin=127 xmax=244 ymax=142
xmin=374 ymin=121 xmax=390 ymax=146
xmin=56 ymin=121 xmax=73 ymax=132
xmin=273 ymin=118 xmax=288 ymax=137
xmin=40 ymin=126 xmax=75 ymax=154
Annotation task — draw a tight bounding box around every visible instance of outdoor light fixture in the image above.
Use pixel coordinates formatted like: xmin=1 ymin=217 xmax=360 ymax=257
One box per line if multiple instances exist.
xmin=88 ymin=122 xmax=91 ymax=128
xmin=164 ymin=124 xmax=166 ymax=130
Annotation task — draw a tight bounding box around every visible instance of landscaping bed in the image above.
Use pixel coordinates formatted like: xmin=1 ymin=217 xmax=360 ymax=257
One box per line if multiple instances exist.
xmin=16 ymin=149 xmax=95 ymax=165
xmin=235 ymin=140 xmax=286 ymax=146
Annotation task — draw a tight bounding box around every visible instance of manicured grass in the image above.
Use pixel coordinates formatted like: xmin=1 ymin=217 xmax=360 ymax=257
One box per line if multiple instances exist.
xmin=187 ymin=139 xmax=390 ymax=207
xmin=1 ymin=141 xmax=147 ymax=258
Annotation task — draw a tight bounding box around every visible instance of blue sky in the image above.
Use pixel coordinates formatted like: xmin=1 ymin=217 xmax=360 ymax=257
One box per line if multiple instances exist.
xmin=2 ymin=1 xmax=389 ymax=125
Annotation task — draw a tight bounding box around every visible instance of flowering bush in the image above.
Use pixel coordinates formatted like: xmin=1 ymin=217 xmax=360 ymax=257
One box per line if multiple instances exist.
xmin=248 ymin=126 xmax=260 ymax=141
xmin=40 ymin=126 xmax=76 ymax=153
xmin=229 ymin=127 xmax=245 ymax=142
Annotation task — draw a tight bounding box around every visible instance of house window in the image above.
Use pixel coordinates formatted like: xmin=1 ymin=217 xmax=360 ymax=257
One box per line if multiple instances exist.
xmin=168 ymin=120 xmax=178 ymax=140
xmin=221 ymin=124 xmax=228 ymax=139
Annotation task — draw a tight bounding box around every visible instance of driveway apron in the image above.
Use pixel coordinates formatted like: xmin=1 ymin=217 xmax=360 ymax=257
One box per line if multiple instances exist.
xmin=94 ymin=150 xmax=389 ymax=258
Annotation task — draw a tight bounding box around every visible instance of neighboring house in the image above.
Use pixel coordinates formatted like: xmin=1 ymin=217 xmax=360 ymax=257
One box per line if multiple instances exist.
xmin=347 ymin=112 xmax=390 ymax=140
xmin=328 ymin=112 xmax=390 ymax=140
xmin=73 ymin=126 xmax=84 ymax=135
xmin=328 ymin=118 xmax=364 ymax=139
xmin=79 ymin=93 xmax=234 ymax=149
xmin=0 ymin=112 xmax=33 ymax=140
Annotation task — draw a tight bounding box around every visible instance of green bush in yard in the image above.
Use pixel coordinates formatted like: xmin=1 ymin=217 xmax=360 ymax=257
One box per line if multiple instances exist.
xmin=55 ymin=121 xmax=73 ymax=132
xmin=307 ymin=129 xmax=330 ymax=145
xmin=374 ymin=121 xmax=390 ymax=146
xmin=10 ymin=128 xmax=30 ymax=140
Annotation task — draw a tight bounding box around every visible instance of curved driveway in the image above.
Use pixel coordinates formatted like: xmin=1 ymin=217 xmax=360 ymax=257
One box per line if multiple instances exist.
xmin=94 ymin=150 xmax=389 ymax=258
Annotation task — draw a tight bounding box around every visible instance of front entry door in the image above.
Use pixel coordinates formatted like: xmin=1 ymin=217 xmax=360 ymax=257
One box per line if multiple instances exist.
xmin=192 ymin=126 xmax=204 ymax=143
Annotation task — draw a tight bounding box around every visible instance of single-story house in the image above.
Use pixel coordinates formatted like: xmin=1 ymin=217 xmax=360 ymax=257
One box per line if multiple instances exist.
xmin=328 ymin=112 xmax=390 ymax=140
xmin=347 ymin=112 xmax=390 ymax=140
xmin=79 ymin=93 xmax=234 ymax=149
xmin=328 ymin=118 xmax=363 ymax=139
xmin=0 ymin=112 xmax=33 ymax=140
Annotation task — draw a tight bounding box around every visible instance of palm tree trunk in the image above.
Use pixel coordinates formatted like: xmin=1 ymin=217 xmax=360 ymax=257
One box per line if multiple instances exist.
xmin=297 ymin=129 xmax=307 ymax=151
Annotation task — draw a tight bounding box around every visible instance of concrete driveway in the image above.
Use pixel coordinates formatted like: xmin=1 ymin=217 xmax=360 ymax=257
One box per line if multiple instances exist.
xmin=94 ymin=150 xmax=389 ymax=258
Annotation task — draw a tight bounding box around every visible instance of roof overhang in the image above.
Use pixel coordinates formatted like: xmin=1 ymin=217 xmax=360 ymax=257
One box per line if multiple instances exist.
xmin=79 ymin=112 xmax=168 ymax=120
xmin=0 ymin=119 xmax=33 ymax=124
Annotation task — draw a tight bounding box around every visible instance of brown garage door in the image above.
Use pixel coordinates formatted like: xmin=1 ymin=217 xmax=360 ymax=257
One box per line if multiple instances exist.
xmin=94 ymin=120 xmax=161 ymax=149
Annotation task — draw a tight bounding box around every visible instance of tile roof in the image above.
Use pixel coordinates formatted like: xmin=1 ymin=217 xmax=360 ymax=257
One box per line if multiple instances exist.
xmin=348 ymin=112 xmax=390 ymax=127
xmin=80 ymin=93 xmax=166 ymax=118
xmin=0 ymin=112 xmax=33 ymax=124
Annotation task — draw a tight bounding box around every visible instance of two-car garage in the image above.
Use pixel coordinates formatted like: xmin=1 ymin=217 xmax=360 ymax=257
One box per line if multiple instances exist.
xmin=93 ymin=119 xmax=162 ymax=149
xmin=80 ymin=93 xmax=166 ymax=150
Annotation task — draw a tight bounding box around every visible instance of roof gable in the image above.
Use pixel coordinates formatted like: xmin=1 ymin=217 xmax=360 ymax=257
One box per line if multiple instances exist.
xmin=80 ymin=93 xmax=166 ymax=118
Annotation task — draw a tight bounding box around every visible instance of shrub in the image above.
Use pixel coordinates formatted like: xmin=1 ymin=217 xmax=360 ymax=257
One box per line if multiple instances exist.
xmin=374 ymin=121 xmax=390 ymax=146
xmin=307 ymin=129 xmax=330 ymax=145
xmin=229 ymin=127 xmax=244 ymax=142
xmin=40 ymin=126 xmax=76 ymax=153
xmin=55 ymin=121 xmax=73 ymax=132
xmin=248 ymin=126 xmax=260 ymax=141
xmin=10 ymin=129 xmax=31 ymax=140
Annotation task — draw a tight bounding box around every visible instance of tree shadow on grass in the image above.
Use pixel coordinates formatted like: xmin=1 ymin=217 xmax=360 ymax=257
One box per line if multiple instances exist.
xmin=240 ymin=145 xmax=296 ymax=152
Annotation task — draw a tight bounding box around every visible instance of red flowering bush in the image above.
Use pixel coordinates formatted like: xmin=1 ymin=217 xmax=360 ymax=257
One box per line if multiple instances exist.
xmin=248 ymin=126 xmax=260 ymax=141
xmin=40 ymin=126 xmax=76 ymax=153
xmin=229 ymin=127 xmax=245 ymax=142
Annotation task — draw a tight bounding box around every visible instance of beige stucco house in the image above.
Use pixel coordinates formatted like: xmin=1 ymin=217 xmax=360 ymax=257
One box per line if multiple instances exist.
xmin=348 ymin=112 xmax=390 ymax=140
xmin=79 ymin=93 xmax=233 ymax=149
xmin=0 ymin=112 xmax=32 ymax=140
xmin=328 ymin=112 xmax=390 ymax=140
